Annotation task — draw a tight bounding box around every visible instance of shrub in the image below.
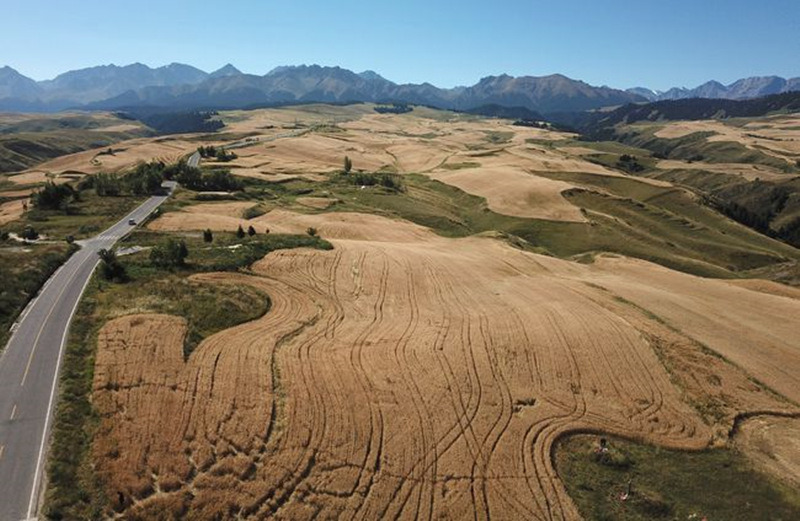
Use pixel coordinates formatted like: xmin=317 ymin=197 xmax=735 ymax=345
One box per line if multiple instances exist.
xmin=33 ymin=182 xmax=75 ymax=211
xmin=20 ymin=226 xmax=39 ymax=240
xmin=306 ymin=227 xmax=318 ymax=237
xmin=98 ymin=249 xmax=127 ymax=282
xmin=125 ymin=162 xmax=164 ymax=195
xmin=242 ymin=205 xmax=267 ymax=220
xmin=236 ymin=225 xmax=245 ymax=239
xmin=93 ymin=173 xmax=122 ymax=196
xmin=150 ymin=239 xmax=189 ymax=268
xmin=594 ymin=448 xmax=633 ymax=469
xmin=336 ymin=172 xmax=405 ymax=192
xmin=247 ymin=225 xmax=256 ymax=236
xmin=203 ymin=229 xmax=213 ymax=243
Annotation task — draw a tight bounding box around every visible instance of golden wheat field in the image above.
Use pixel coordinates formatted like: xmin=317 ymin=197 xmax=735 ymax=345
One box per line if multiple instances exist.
xmin=11 ymin=105 xmax=798 ymax=519
xmin=95 ymin=204 xmax=800 ymax=518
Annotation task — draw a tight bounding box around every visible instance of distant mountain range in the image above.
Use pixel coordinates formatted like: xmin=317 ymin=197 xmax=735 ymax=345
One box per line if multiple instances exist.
xmin=627 ymin=76 xmax=800 ymax=102
xmin=568 ymin=90 xmax=800 ymax=141
xmin=0 ymin=63 xmax=644 ymax=114
xmin=1 ymin=62 xmax=798 ymax=115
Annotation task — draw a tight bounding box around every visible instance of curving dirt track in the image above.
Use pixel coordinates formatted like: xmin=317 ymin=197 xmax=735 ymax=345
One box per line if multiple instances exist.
xmin=89 ymin=207 xmax=800 ymax=520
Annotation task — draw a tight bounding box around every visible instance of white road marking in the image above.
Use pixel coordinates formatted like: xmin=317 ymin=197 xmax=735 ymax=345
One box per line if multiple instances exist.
xmin=28 ymin=258 xmax=100 ymax=519
xmin=26 ymin=258 xmax=99 ymax=520
xmin=16 ymin=182 xmax=175 ymax=519
xmin=20 ymin=258 xmax=85 ymax=387
xmin=10 ymin=404 xmax=17 ymax=420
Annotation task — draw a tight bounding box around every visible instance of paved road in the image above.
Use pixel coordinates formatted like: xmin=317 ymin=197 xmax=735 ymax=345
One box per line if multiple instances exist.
xmin=187 ymin=150 xmax=200 ymax=168
xmin=0 ymin=180 xmax=178 ymax=521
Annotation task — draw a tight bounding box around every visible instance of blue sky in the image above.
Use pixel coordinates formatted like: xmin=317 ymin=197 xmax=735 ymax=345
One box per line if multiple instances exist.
xmin=2 ymin=0 xmax=798 ymax=90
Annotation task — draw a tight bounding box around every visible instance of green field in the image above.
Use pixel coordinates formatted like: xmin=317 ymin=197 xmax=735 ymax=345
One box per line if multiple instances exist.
xmin=555 ymin=434 xmax=800 ymax=521
xmin=228 ymin=169 xmax=798 ymax=279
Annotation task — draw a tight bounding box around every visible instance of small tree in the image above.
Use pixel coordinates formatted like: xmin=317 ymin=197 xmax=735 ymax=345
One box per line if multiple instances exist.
xmin=264 ymin=227 xmax=270 ymax=235
xmin=203 ymin=229 xmax=213 ymax=243
xmin=33 ymin=182 xmax=75 ymax=211
xmin=247 ymin=225 xmax=256 ymax=236
xmin=98 ymin=248 xmax=126 ymax=281
xmin=236 ymin=225 xmax=245 ymax=239
xmin=306 ymin=227 xmax=318 ymax=237
xmin=150 ymin=239 xmax=189 ymax=268
xmin=343 ymin=156 xmax=353 ymax=173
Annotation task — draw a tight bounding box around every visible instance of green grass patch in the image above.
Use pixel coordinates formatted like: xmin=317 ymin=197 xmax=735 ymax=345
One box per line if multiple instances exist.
xmin=0 ymin=242 xmax=76 ymax=348
xmin=9 ymin=190 xmax=145 ymax=240
xmin=619 ymin=126 xmax=793 ymax=172
xmin=121 ymin=229 xmax=332 ymax=272
xmin=319 ymin=173 xmax=796 ymax=277
xmin=482 ymin=130 xmax=514 ymax=145
xmin=242 ymin=203 xmax=269 ymax=219
xmin=197 ymin=166 xmax=798 ymax=278
xmin=555 ymin=434 xmax=800 ymax=521
xmin=439 ymin=161 xmax=480 ymax=170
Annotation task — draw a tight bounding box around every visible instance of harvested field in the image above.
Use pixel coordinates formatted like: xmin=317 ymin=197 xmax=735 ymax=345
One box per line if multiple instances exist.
xmin=92 ymin=208 xmax=800 ymax=519
xmin=241 ymin=134 xmax=394 ymax=174
xmin=657 ymin=159 xmax=791 ymax=181
xmin=63 ymin=106 xmax=800 ymax=519
xmin=0 ymin=198 xmax=28 ymax=225
xmin=211 ymin=105 xmax=653 ymax=224
xmin=8 ymin=136 xmax=197 ymax=180
xmin=585 ymin=255 xmax=800 ymax=404
xmin=725 ymin=279 xmax=800 ymax=300
xmin=296 ymin=196 xmax=338 ymax=209
xmin=6 ymin=170 xmax=74 ymax=185
xmin=151 ymin=208 xmax=433 ymax=242
xmin=429 ymin=164 xmax=586 ymax=221
xmin=183 ymin=201 xmax=256 ymax=219
xmin=653 ymin=117 xmax=800 ymax=164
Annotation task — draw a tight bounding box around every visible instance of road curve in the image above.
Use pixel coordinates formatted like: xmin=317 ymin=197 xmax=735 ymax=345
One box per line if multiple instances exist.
xmin=0 ymin=178 xmax=179 ymax=521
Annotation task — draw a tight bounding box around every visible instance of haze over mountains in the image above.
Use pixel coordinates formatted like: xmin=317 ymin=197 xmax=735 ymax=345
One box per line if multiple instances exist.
xmin=1 ymin=62 xmax=798 ymax=115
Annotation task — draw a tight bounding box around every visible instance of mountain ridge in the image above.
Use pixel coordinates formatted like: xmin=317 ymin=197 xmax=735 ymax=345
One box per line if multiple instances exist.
xmin=0 ymin=63 xmax=645 ymax=114
xmin=2 ymin=62 xmax=799 ymax=114
xmin=628 ymin=75 xmax=800 ymax=101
